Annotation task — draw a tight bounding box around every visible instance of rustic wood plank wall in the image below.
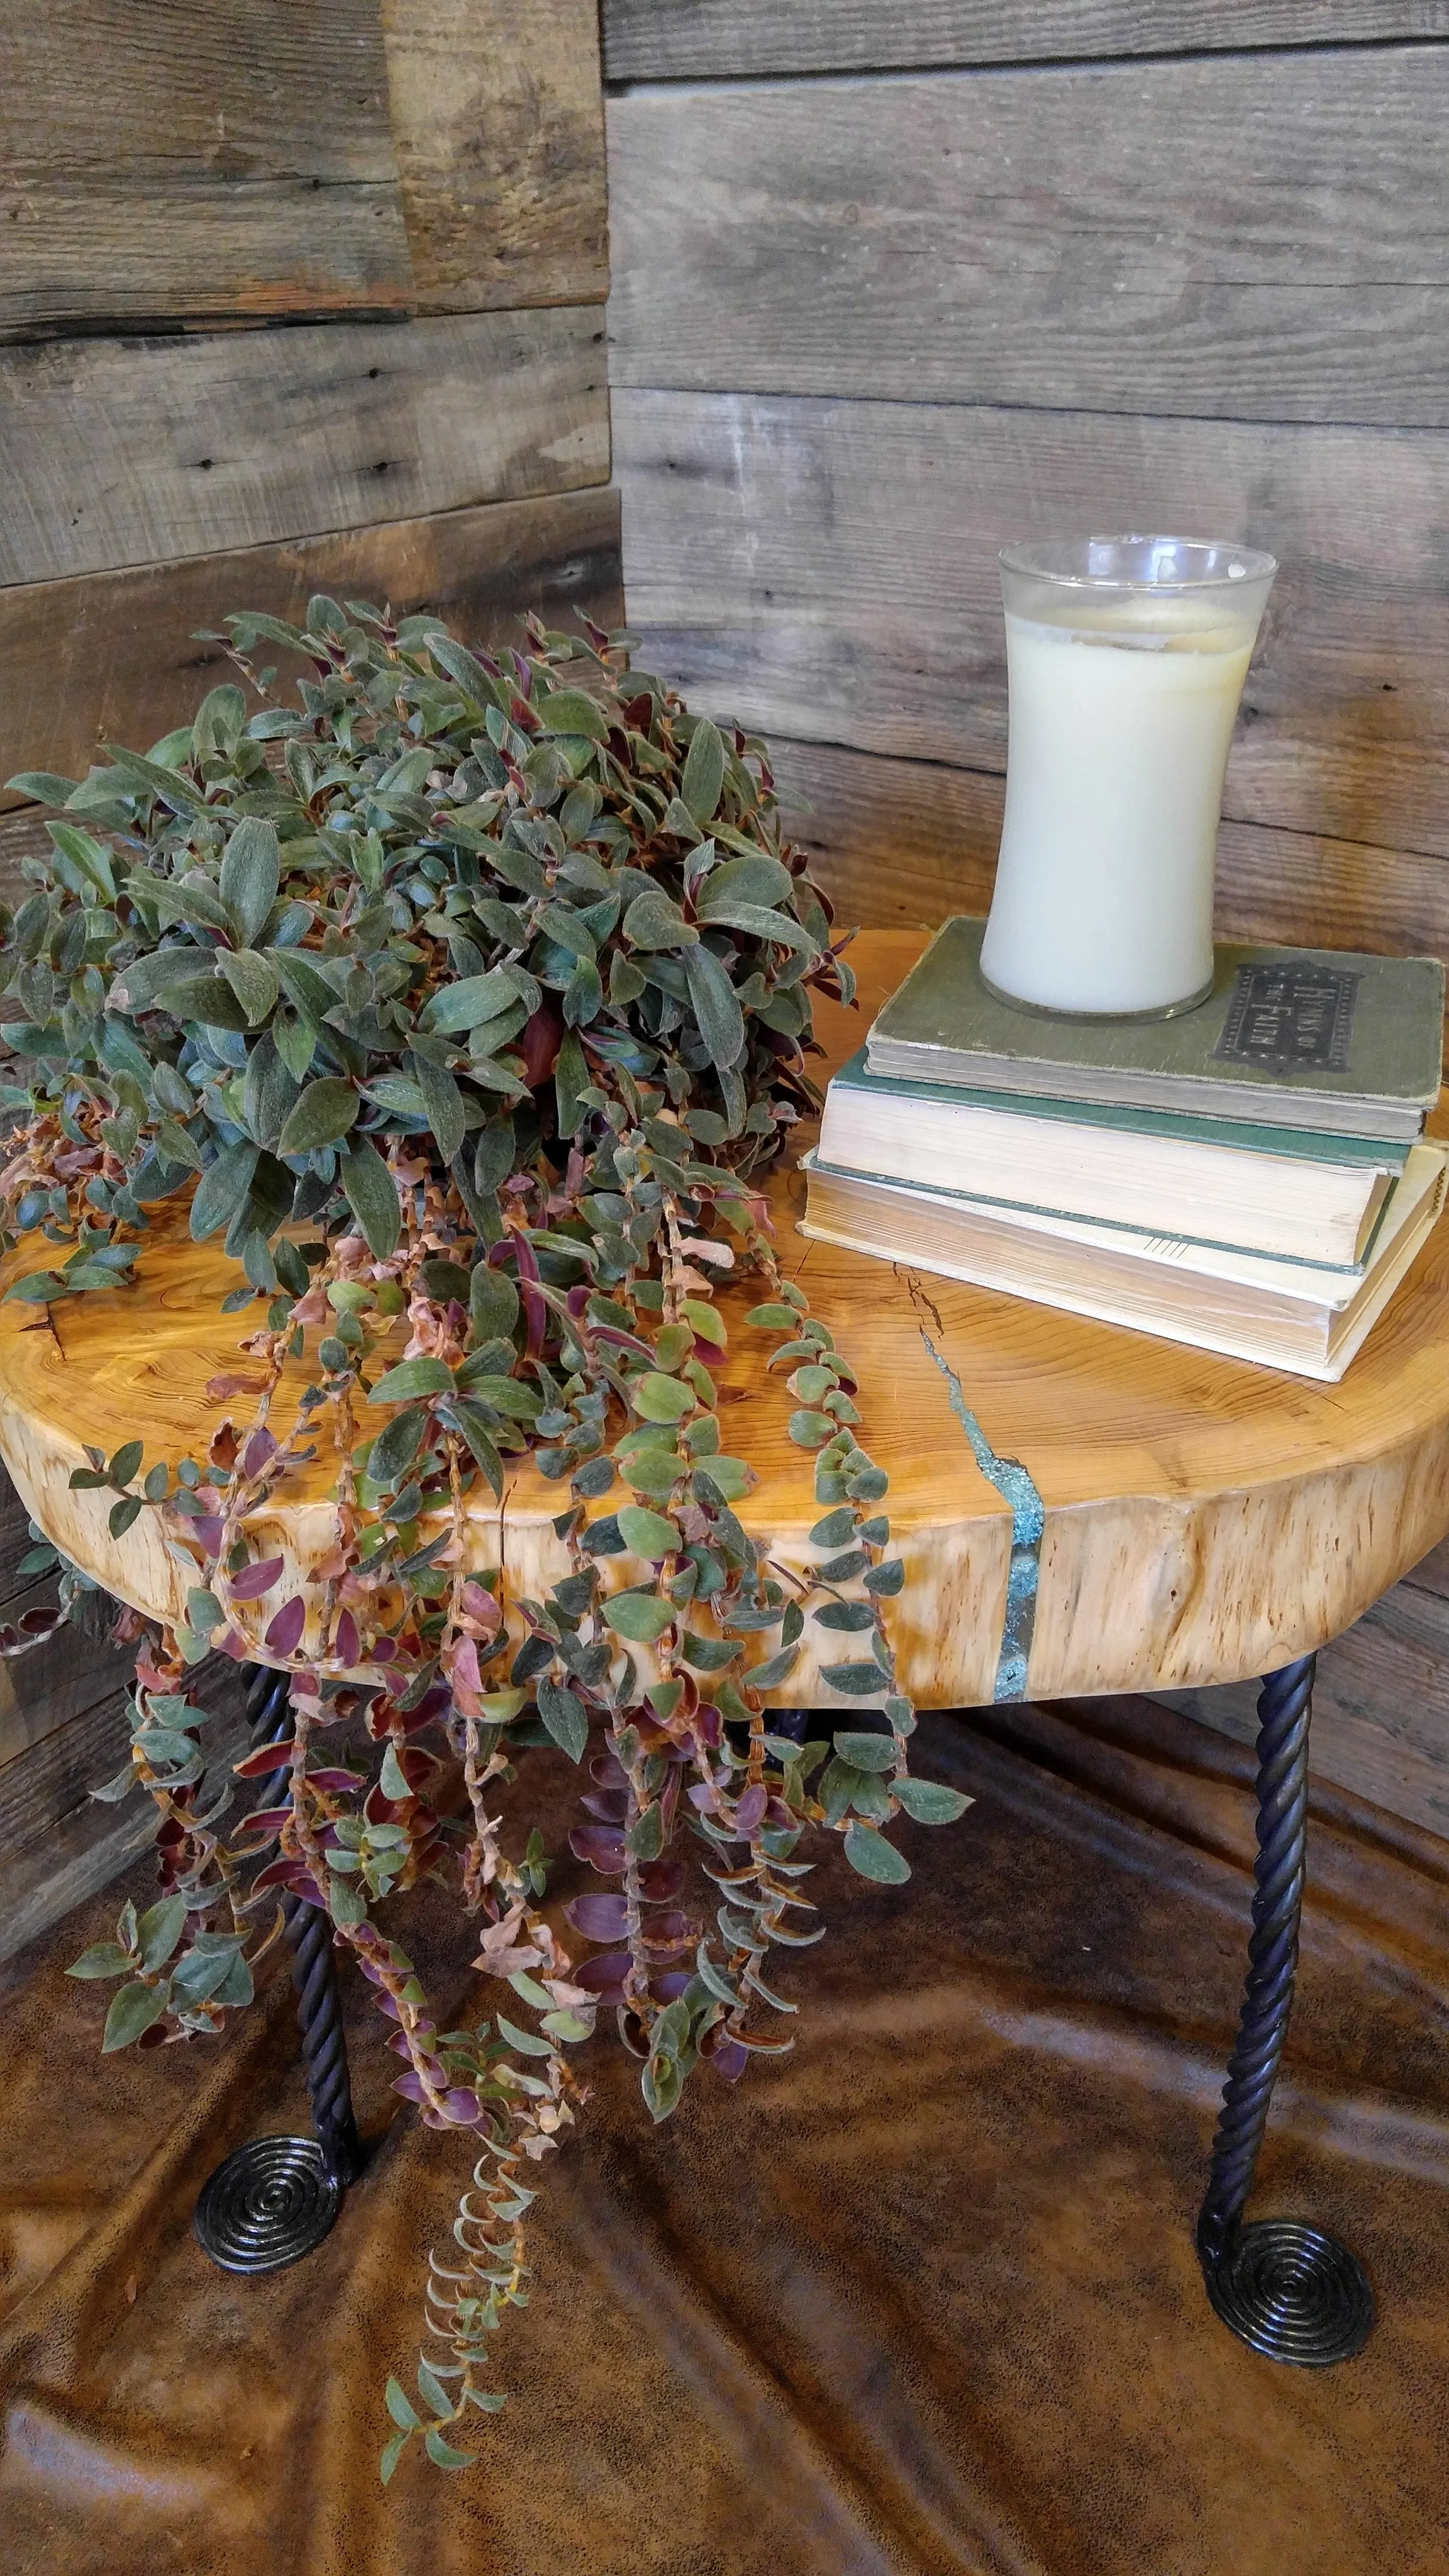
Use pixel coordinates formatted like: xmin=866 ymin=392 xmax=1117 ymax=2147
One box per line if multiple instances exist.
xmin=0 ymin=0 xmax=618 ymax=1959
xmin=602 ymin=3 xmax=1449 ymax=1832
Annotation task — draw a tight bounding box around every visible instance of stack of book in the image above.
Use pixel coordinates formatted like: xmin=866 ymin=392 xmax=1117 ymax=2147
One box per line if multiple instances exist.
xmin=800 ymin=917 xmax=1448 ymax=1380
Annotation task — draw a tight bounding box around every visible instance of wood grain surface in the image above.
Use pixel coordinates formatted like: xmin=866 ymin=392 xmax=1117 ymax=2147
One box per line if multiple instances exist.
xmin=4 ymin=933 xmax=1449 ymax=1707
xmin=606 ymin=46 xmax=1449 ymax=423
xmin=614 ymin=389 xmax=1449 ymax=861
xmin=0 ymin=487 xmax=624 ymax=808
xmin=381 ymin=0 xmax=609 ymax=311
xmin=770 ymin=740 xmax=1449 ymax=997
xmin=0 ymin=0 xmax=414 ymax=337
xmin=603 ymin=1 xmax=1449 ymax=80
xmin=0 ymin=311 xmax=610 ymax=587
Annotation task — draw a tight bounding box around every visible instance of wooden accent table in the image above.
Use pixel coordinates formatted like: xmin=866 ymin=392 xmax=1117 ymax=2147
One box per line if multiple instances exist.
xmin=4 ymin=932 xmax=1445 ymax=2345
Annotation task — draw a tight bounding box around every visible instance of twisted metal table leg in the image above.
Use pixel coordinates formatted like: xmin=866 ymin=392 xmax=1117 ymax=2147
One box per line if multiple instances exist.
xmin=1196 ymin=1654 xmax=1374 ymax=2364
xmin=194 ymin=1665 xmax=362 ymax=2275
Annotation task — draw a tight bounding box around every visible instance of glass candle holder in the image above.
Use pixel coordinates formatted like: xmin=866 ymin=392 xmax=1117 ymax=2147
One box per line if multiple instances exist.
xmin=979 ymin=535 xmax=1277 ymax=1019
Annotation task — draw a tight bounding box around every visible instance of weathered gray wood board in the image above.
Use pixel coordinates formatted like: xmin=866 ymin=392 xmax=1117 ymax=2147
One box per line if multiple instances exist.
xmin=0 ymin=310 xmax=610 ymax=587
xmin=614 ymin=389 xmax=1449 ymax=862
xmin=382 ymin=0 xmax=609 ymax=311
xmin=606 ymin=46 xmax=1449 ymax=423
xmin=604 ymin=1 xmax=1449 ymax=80
xmin=0 ymin=811 xmax=49 ymax=913
xmin=770 ymin=740 xmax=1449 ymax=997
xmin=0 ymin=488 xmax=624 ymax=805
xmin=1157 ymin=1543 xmax=1449 ymax=1842
xmin=0 ymin=0 xmax=414 ymax=338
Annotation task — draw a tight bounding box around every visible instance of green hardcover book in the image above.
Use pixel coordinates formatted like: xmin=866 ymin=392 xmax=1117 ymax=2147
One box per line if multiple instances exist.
xmin=865 ymin=917 xmax=1444 ymax=1143
xmin=818 ymin=1046 xmax=1409 ymax=1269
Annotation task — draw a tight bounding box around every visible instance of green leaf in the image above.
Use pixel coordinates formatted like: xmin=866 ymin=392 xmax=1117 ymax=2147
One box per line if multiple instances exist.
xmin=626 ymin=1801 xmax=665 ymax=1860
xmin=789 ymin=1410 xmax=835 ymax=1448
xmin=683 ymin=943 xmax=745 ymax=1070
xmin=370 ymin=1355 xmax=453 ymax=1404
xmin=109 ymin=1438 xmax=145 ymax=1484
xmin=423 ymin=2427 xmax=476 ymax=2472
xmin=810 ymin=1506 xmax=857 ymax=1547
xmin=66 ymin=1941 xmax=135 ymax=1980
xmin=632 ymin=1372 xmax=693 ymax=1424
xmin=340 ymin=1136 xmax=402 ymax=1258
xmin=419 ymin=969 xmax=522 ymax=1035
xmin=538 ymin=686 xmax=610 ymax=741
xmin=822 ymin=1661 xmax=886 ymax=1697
xmin=694 ymin=851 xmax=794 ymax=914
xmin=616 ymin=1503 xmax=679 ymax=1558
xmin=102 ymin=1979 xmax=167 ymax=2051
xmin=380 ymin=2428 xmax=410 ymax=2485
xmin=101 ymin=741 xmax=204 ymax=814
xmin=680 ymin=718 xmax=726 ymax=824
xmin=623 ymin=889 xmax=697 ymax=952
xmin=136 ymin=1894 xmax=189 ymax=1970
xmin=416 ymin=2360 xmax=453 ymax=2421
xmin=277 ymin=1078 xmax=358 ymax=1157
xmin=696 ymin=898 xmax=819 ymax=956
xmin=408 ymin=1050 xmax=467 ymax=1165
xmin=379 ymin=1741 xmax=410 ymax=1801
xmin=843 ymin=1823 xmax=911 ymax=1884
xmin=832 ymin=1729 xmax=896 ymax=1772
xmin=216 ymin=947 xmax=279 ymax=1028
xmin=109 ymin=1492 xmax=143 ymax=1538
xmin=470 ymin=1265 xmax=519 ymax=1340
xmin=386 ymin=2377 xmax=423 ymax=2433
xmin=894 ymin=1777 xmax=974 ymax=1825
xmin=6 ymin=768 xmax=80 ymax=805
xmin=537 ymin=1675 xmax=588 ymax=1762
xmin=602 ymin=1590 xmax=675 ymax=1644
xmin=496 ymin=2013 xmax=556 ymax=2060
xmin=554 ymin=1028 xmax=587 ymax=1138
xmin=219 ymin=817 xmax=280 ymax=947
xmin=814 ymin=1600 xmax=875 ymax=1632
xmin=461 ymin=1375 xmax=541 ymax=1422
xmin=189 ymin=1138 xmax=259 ymax=1241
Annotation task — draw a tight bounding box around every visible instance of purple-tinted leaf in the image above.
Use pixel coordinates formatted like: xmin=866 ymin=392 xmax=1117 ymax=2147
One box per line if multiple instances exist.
xmin=308 ymin=1767 xmax=365 ymax=1794
xmin=581 ymin=1789 xmax=629 ymax=1824
xmin=569 ymin=1826 xmax=627 ymax=1873
xmin=441 ymin=2088 xmax=481 ymax=2123
xmin=708 ymin=2036 xmax=749 ymax=2082
xmin=575 ymin=1951 xmax=633 ymax=1995
xmin=392 ymin=2070 xmax=426 ymax=2103
xmin=564 ymin=1892 xmax=631 ymax=1941
xmin=636 ymin=1857 xmax=684 ymax=1904
xmin=230 ymin=1554 xmax=284 ymax=1601
xmin=334 ymin=1609 xmax=360 ymax=1669
xmin=241 ymin=1426 xmax=277 ymax=1479
xmin=733 ymin=1783 xmax=767 ymax=1835
xmin=654 ymin=1972 xmax=692 ymax=2001
xmin=233 ymin=1742 xmax=294 ymax=1777
xmin=265 ymin=1595 xmax=306 ymax=1654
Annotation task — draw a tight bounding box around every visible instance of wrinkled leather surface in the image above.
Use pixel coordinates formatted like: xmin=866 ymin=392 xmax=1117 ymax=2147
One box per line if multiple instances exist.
xmin=4 ymin=1696 xmax=1449 ymax=2574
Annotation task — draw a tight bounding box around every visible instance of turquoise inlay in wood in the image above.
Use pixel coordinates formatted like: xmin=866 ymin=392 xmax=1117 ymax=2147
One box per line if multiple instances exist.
xmin=915 ymin=1321 xmax=1045 ymax=1703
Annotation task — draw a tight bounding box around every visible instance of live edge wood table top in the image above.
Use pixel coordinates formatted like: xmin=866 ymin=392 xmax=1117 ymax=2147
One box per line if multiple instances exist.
xmin=3 ymin=930 xmax=1448 ymax=1709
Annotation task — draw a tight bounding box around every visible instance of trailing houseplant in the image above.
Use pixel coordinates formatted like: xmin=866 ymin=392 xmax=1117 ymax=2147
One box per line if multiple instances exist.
xmin=0 ymin=598 xmax=971 ymax=2480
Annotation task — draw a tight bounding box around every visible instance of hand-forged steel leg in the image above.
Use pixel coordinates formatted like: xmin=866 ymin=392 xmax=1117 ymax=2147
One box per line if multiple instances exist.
xmin=194 ymin=1665 xmax=363 ymax=2274
xmin=1196 ymin=1654 xmax=1374 ymax=2363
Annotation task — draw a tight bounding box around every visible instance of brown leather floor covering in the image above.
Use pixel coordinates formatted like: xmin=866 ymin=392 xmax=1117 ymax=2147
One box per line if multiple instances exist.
xmin=4 ymin=1693 xmax=1449 ymax=2575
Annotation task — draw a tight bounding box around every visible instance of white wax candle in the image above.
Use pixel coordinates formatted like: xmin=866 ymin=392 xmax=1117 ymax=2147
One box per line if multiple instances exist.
xmin=980 ymin=596 xmax=1257 ymax=1017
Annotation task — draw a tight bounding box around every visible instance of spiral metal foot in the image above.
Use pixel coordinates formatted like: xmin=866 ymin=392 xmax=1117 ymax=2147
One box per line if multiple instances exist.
xmin=1196 ymin=1656 xmax=1374 ymax=2363
xmin=194 ymin=1667 xmax=362 ymax=2273
xmin=194 ymin=2133 xmax=341 ymax=2273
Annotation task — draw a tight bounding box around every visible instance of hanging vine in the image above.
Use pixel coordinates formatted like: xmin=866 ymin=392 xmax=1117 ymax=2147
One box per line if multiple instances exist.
xmin=0 ymin=597 xmax=972 ymax=2479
